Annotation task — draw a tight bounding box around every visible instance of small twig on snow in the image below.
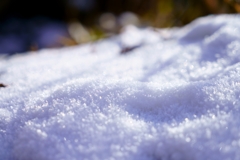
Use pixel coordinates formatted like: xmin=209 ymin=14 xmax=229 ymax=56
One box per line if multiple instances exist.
xmin=0 ymin=83 xmax=7 ymax=88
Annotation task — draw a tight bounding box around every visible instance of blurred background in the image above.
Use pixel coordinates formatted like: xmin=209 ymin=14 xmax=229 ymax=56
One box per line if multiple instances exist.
xmin=0 ymin=0 xmax=239 ymax=54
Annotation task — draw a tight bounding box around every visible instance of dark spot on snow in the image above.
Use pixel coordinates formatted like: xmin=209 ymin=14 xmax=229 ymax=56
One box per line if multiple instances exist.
xmin=0 ymin=83 xmax=7 ymax=88
xmin=120 ymin=45 xmax=140 ymax=54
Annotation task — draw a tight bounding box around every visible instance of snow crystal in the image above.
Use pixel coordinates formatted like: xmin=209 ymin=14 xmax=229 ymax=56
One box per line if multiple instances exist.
xmin=1 ymin=14 xmax=240 ymax=160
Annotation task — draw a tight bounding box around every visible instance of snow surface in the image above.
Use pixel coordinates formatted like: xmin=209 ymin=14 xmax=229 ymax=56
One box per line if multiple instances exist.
xmin=1 ymin=14 xmax=240 ymax=160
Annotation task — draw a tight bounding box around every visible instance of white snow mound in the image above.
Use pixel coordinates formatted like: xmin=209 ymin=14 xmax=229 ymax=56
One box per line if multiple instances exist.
xmin=1 ymin=14 xmax=240 ymax=160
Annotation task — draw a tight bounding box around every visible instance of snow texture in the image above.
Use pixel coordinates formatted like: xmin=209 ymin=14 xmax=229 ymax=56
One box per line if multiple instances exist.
xmin=1 ymin=14 xmax=240 ymax=160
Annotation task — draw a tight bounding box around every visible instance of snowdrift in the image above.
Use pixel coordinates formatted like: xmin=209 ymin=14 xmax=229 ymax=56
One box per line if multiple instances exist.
xmin=1 ymin=14 xmax=240 ymax=160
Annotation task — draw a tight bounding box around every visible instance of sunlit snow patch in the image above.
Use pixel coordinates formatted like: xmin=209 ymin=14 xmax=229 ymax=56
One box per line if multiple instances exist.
xmin=1 ymin=14 xmax=240 ymax=160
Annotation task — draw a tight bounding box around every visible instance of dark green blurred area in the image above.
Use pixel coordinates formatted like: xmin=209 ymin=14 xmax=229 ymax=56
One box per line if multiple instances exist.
xmin=0 ymin=0 xmax=239 ymax=54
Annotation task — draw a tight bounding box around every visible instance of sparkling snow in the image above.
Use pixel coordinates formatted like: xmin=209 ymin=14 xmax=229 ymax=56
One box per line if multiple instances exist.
xmin=1 ymin=14 xmax=240 ymax=160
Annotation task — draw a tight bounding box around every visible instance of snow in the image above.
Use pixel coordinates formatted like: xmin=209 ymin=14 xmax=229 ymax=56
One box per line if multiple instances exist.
xmin=1 ymin=14 xmax=240 ymax=160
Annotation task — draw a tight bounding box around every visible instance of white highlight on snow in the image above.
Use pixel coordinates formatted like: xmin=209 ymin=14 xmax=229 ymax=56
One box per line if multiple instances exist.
xmin=1 ymin=14 xmax=240 ymax=160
